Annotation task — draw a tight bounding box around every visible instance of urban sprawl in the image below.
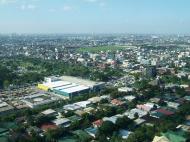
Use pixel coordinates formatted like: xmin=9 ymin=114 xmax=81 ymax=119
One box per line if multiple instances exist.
xmin=0 ymin=34 xmax=190 ymax=142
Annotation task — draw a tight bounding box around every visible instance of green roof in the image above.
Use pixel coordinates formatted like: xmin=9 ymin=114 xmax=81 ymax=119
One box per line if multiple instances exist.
xmin=68 ymin=115 xmax=81 ymax=122
xmin=0 ymin=136 xmax=9 ymax=142
xmin=0 ymin=122 xmax=17 ymax=130
xmin=58 ymin=137 xmax=77 ymax=142
xmin=162 ymin=131 xmax=187 ymax=142
xmin=0 ymin=128 xmax=8 ymax=134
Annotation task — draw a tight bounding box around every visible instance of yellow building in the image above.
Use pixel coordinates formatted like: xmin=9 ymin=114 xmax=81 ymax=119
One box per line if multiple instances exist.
xmin=37 ymin=84 xmax=49 ymax=91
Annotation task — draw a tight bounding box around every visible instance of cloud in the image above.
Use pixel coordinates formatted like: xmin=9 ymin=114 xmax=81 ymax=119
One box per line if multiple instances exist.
xmin=48 ymin=8 xmax=56 ymax=12
xmin=0 ymin=0 xmax=17 ymax=5
xmin=85 ymin=0 xmax=97 ymax=2
xmin=84 ymin=0 xmax=106 ymax=3
xmin=84 ymin=0 xmax=107 ymax=7
xmin=99 ymin=2 xmax=105 ymax=7
xmin=20 ymin=4 xmax=36 ymax=10
xmin=27 ymin=4 xmax=36 ymax=9
xmin=63 ymin=5 xmax=72 ymax=11
xmin=48 ymin=5 xmax=74 ymax=13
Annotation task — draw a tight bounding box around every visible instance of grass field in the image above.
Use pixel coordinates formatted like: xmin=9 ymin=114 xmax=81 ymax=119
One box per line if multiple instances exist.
xmin=77 ymin=45 xmax=135 ymax=53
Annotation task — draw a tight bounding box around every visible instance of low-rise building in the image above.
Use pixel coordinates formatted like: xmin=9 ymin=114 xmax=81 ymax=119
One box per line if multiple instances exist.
xmin=118 ymin=87 xmax=134 ymax=93
xmin=134 ymin=118 xmax=146 ymax=125
xmin=124 ymin=95 xmax=136 ymax=102
xmin=68 ymin=115 xmax=82 ymax=122
xmin=38 ymin=76 xmax=105 ymax=99
xmin=0 ymin=100 xmax=14 ymax=115
xmin=152 ymin=108 xmax=174 ymax=117
xmin=119 ymin=129 xmax=132 ymax=139
xmin=111 ymin=99 xmax=125 ymax=106
xmin=184 ymin=96 xmax=190 ymax=101
xmin=137 ymin=103 xmax=157 ymax=112
xmin=84 ymin=127 xmax=98 ymax=138
xmin=124 ymin=108 xmax=148 ymax=119
xmin=74 ymin=100 xmax=91 ymax=108
xmin=166 ymin=101 xmax=180 ymax=109
xmin=152 ymin=136 xmax=170 ymax=142
xmin=92 ymin=119 xmax=103 ymax=128
xmin=161 ymin=131 xmax=187 ymax=142
xmin=103 ymin=115 xmax=120 ymax=124
xmin=74 ymin=110 xmax=86 ymax=116
xmin=88 ymin=97 xmax=101 ymax=104
xmin=63 ymin=104 xmax=82 ymax=111
xmin=52 ymin=118 xmax=71 ymax=127
xmin=21 ymin=93 xmax=58 ymax=108
xmin=41 ymin=109 xmax=57 ymax=116
xmin=84 ymin=107 xmax=94 ymax=113
xmin=40 ymin=123 xmax=58 ymax=132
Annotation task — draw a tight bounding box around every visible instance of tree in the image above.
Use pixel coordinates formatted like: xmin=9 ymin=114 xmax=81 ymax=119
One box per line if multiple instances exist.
xmin=34 ymin=115 xmax=55 ymax=126
xmin=110 ymin=133 xmax=123 ymax=142
xmin=158 ymin=100 xmax=167 ymax=107
xmin=45 ymin=128 xmax=66 ymax=141
xmin=134 ymin=113 xmax=139 ymax=119
xmin=126 ymin=126 xmax=156 ymax=142
xmin=99 ymin=121 xmax=116 ymax=136
xmin=3 ymin=80 xmax=10 ymax=89
xmin=104 ymin=106 xmax=116 ymax=117
xmin=116 ymin=116 xmax=134 ymax=130
xmin=30 ymin=130 xmax=46 ymax=142
xmin=97 ymin=134 xmax=109 ymax=142
xmin=134 ymin=80 xmax=150 ymax=90
xmin=128 ymin=101 xmax=136 ymax=109
xmin=175 ymin=87 xmax=186 ymax=97
xmin=99 ymin=98 xmax=109 ymax=104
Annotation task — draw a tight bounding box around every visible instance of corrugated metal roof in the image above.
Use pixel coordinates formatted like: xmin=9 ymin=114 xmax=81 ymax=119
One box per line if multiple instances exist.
xmin=62 ymin=85 xmax=89 ymax=94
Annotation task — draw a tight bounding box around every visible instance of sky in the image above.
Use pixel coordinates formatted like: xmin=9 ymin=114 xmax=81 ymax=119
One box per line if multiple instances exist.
xmin=0 ymin=0 xmax=190 ymax=34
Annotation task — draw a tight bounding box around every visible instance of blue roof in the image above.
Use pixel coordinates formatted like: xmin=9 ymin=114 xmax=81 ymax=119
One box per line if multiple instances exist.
xmin=185 ymin=121 xmax=190 ymax=126
xmin=151 ymin=112 xmax=163 ymax=118
xmin=119 ymin=129 xmax=131 ymax=137
xmin=84 ymin=127 xmax=97 ymax=135
xmin=184 ymin=96 xmax=190 ymax=101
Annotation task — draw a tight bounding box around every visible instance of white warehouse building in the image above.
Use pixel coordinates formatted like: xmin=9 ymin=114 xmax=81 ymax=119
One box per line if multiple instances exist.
xmin=38 ymin=76 xmax=105 ymax=99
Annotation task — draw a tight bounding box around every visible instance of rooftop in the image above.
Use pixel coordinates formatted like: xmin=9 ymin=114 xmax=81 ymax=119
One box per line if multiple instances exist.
xmin=62 ymin=85 xmax=89 ymax=94
xmin=156 ymin=108 xmax=174 ymax=116
xmin=40 ymin=123 xmax=58 ymax=131
xmin=84 ymin=127 xmax=98 ymax=137
xmin=41 ymin=109 xmax=56 ymax=115
xmin=61 ymin=76 xmax=104 ymax=88
xmin=43 ymin=81 xmax=71 ymax=89
xmin=52 ymin=118 xmax=71 ymax=126
xmin=119 ymin=129 xmax=132 ymax=139
xmin=161 ymin=131 xmax=187 ymax=142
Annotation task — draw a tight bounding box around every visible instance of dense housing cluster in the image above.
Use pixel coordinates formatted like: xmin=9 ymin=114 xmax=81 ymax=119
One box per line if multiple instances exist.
xmin=0 ymin=34 xmax=190 ymax=142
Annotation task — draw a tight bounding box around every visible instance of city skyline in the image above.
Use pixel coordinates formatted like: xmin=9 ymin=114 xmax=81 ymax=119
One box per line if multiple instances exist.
xmin=0 ymin=0 xmax=190 ymax=34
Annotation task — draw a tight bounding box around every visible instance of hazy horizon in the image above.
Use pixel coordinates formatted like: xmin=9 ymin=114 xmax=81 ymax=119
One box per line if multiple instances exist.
xmin=0 ymin=0 xmax=190 ymax=34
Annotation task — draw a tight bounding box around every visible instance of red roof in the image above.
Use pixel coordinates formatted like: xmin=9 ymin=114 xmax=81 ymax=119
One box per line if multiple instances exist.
xmin=40 ymin=123 xmax=58 ymax=131
xmin=137 ymin=104 xmax=152 ymax=112
xmin=156 ymin=108 xmax=174 ymax=116
xmin=111 ymin=99 xmax=124 ymax=106
xmin=93 ymin=119 xmax=103 ymax=127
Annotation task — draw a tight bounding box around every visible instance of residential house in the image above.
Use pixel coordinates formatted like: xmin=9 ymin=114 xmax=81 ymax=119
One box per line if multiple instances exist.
xmin=92 ymin=119 xmax=103 ymax=128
